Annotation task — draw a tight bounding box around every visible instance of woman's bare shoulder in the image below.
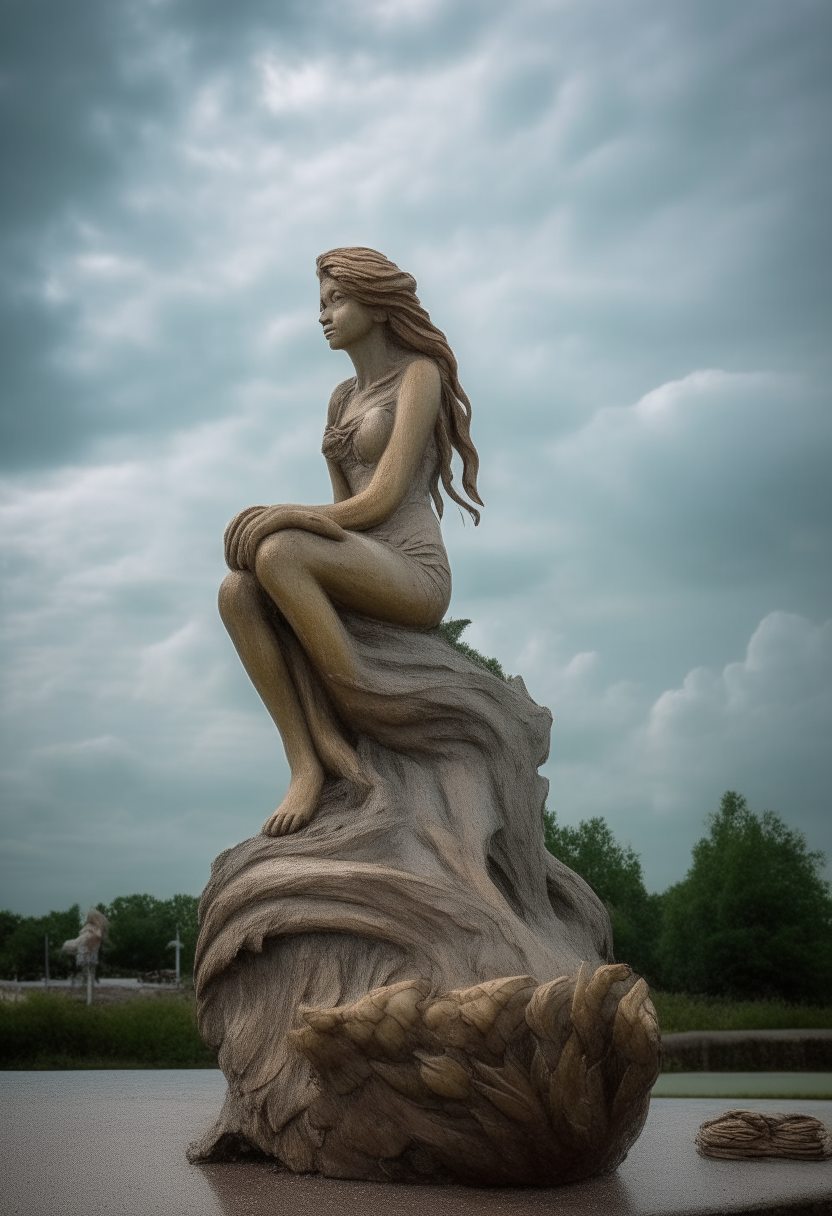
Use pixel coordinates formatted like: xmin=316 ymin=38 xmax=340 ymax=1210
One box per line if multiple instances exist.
xmin=399 ymin=356 xmax=441 ymax=392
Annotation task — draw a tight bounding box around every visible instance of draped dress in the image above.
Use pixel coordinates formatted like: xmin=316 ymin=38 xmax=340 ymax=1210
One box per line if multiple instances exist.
xmin=321 ymin=359 xmax=453 ymax=617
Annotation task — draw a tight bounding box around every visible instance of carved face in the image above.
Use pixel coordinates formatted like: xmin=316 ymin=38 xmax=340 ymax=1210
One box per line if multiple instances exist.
xmin=318 ymin=276 xmax=383 ymax=350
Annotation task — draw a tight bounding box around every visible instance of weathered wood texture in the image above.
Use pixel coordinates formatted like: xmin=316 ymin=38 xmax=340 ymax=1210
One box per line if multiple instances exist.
xmin=189 ymin=620 xmax=660 ymax=1185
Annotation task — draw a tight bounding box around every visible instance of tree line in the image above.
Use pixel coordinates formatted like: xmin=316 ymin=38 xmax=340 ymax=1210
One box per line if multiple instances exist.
xmin=2 ymin=790 xmax=829 ymax=1004
xmin=441 ymin=625 xmax=832 ymax=1004
xmin=544 ymin=790 xmax=832 ymax=1004
xmin=0 ymin=893 xmax=200 ymax=983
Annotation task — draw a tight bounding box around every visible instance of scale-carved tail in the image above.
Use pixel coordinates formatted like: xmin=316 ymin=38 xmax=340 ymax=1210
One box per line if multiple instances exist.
xmin=289 ymin=962 xmax=660 ymax=1185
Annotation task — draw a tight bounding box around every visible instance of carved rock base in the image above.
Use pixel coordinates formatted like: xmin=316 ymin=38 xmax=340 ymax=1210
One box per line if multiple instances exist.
xmin=188 ymin=620 xmax=660 ymax=1185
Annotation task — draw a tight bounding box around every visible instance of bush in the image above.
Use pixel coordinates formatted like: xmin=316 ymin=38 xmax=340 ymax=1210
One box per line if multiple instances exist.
xmin=98 ymin=893 xmax=200 ymax=977
xmin=0 ymin=992 xmax=215 ymax=1069
xmin=656 ymin=792 xmax=832 ymax=1003
xmin=0 ymin=906 xmax=82 ymax=981
xmin=543 ymin=810 xmax=661 ymax=980
xmin=651 ymin=990 xmax=832 ymax=1034
xmin=437 ymin=618 xmax=507 ymax=680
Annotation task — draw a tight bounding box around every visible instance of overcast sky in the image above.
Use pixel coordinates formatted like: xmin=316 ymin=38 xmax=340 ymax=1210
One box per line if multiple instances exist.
xmin=2 ymin=0 xmax=830 ymax=916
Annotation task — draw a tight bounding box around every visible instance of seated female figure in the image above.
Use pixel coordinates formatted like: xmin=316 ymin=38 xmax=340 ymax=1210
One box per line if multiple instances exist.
xmin=218 ymin=247 xmax=482 ymax=837
xmin=197 ymin=252 xmax=658 ymax=1189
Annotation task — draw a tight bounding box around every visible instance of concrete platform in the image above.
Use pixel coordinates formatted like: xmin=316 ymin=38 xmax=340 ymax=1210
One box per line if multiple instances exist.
xmin=1 ymin=1070 xmax=830 ymax=1215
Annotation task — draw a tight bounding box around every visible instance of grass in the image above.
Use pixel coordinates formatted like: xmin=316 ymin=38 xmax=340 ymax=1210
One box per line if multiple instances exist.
xmin=651 ymin=991 xmax=832 ymax=1034
xmin=4 ymin=989 xmax=831 ymax=1071
xmin=0 ymin=991 xmax=216 ymax=1069
xmin=652 ymin=1073 xmax=832 ymax=1099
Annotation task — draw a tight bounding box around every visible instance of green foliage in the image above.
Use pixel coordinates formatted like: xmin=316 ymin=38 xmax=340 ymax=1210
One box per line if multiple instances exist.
xmin=99 ymin=893 xmax=200 ymax=977
xmin=542 ymin=809 xmax=661 ymax=979
xmin=0 ymin=895 xmax=200 ymax=981
xmin=437 ymin=618 xmax=507 ymax=680
xmin=657 ymin=792 xmax=832 ymax=1004
xmin=0 ymin=910 xmax=23 ymax=972
xmin=0 ymin=905 xmax=82 ymax=981
xmin=0 ymin=991 xmax=215 ymax=1069
xmin=0 ymin=908 xmax=22 ymax=946
xmin=651 ymin=990 xmax=832 ymax=1034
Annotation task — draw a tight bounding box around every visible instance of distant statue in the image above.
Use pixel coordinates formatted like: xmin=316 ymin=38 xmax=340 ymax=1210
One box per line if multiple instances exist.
xmin=62 ymin=907 xmax=108 ymax=969
xmin=190 ymin=249 xmax=661 ymax=1186
xmin=63 ymin=909 xmax=108 ymax=1003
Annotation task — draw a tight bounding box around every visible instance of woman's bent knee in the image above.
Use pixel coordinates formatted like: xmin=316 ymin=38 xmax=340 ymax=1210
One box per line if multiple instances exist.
xmin=254 ymin=529 xmax=308 ymax=587
xmin=218 ymin=570 xmax=259 ymax=624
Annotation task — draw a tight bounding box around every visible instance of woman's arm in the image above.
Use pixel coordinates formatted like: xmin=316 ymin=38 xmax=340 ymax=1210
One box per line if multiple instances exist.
xmin=225 ymin=384 xmax=352 ymax=569
xmin=234 ymin=360 xmax=441 ymax=569
xmin=225 ymin=504 xmax=348 ymax=570
xmin=327 ymin=359 xmax=441 ymax=529
xmin=327 ymin=459 xmax=353 ymax=504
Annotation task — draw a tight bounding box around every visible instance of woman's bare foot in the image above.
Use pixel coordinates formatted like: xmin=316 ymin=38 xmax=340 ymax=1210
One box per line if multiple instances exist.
xmin=262 ymin=763 xmax=325 ymax=837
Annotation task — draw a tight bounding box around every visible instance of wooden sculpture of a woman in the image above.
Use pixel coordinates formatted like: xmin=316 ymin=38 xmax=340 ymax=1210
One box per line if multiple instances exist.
xmin=218 ymin=247 xmax=480 ymax=837
xmin=190 ymin=248 xmax=661 ymax=1188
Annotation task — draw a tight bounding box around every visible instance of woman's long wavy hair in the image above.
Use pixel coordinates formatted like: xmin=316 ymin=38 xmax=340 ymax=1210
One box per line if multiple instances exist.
xmin=316 ymin=247 xmax=483 ymax=525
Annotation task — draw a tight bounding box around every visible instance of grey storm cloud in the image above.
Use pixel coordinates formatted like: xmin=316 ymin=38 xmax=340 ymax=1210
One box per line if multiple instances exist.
xmin=1 ymin=0 xmax=830 ymax=911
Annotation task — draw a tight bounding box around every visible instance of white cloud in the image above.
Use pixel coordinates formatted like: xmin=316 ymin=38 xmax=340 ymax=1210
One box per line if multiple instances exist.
xmin=259 ymin=58 xmax=331 ymax=114
xmin=539 ymin=611 xmax=832 ymax=889
xmin=646 ymin=612 xmax=832 ymax=775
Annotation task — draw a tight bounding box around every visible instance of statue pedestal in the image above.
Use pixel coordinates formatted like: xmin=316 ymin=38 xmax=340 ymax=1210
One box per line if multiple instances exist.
xmin=190 ymin=625 xmax=660 ymax=1184
xmin=2 ymin=1070 xmax=830 ymax=1214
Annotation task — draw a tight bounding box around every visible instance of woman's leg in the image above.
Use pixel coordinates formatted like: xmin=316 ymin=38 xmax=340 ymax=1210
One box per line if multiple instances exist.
xmin=223 ymin=529 xmax=446 ymax=837
xmin=253 ymin=527 xmax=445 ymax=699
xmin=218 ymin=571 xmax=325 ymax=836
